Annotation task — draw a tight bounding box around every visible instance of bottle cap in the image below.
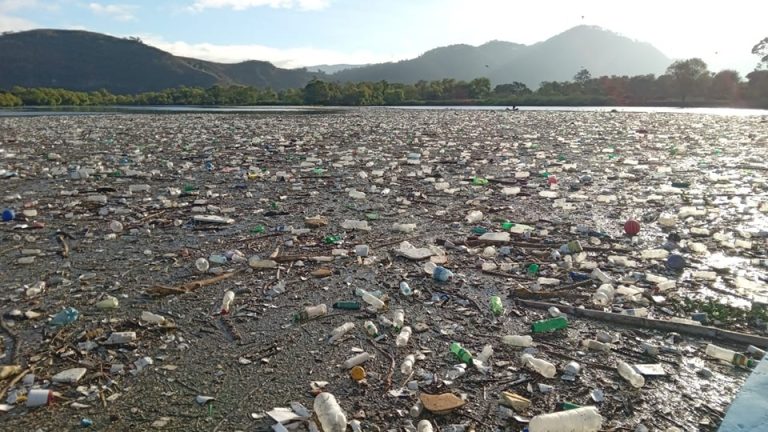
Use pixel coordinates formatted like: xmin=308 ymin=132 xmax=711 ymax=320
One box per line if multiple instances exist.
xmin=349 ymin=366 xmax=366 ymax=381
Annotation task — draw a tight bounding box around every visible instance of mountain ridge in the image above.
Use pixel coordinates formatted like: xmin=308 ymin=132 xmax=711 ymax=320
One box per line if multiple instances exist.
xmin=0 ymin=26 xmax=672 ymax=93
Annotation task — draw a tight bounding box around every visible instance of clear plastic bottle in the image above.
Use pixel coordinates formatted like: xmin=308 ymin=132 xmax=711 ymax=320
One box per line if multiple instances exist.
xmin=582 ymin=339 xmax=611 ymax=352
xmin=705 ymin=343 xmax=755 ymax=368
xmin=392 ymin=309 xmax=405 ymax=330
xmin=401 ymin=354 xmax=416 ymax=374
xmin=220 ymin=291 xmax=235 ymax=314
xmin=294 ymin=304 xmax=328 ymax=322
xmin=361 ymin=292 xmax=385 ymax=310
xmin=417 ymin=420 xmax=434 ymax=432
xmin=141 ymin=311 xmax=166 ymax=325
xmin=502 ymin=335 xmax=533 ymax=347
xmin=342 ymin=352 xmax=372 ymax=369
xmin=364 ymin=320 xmax=379 ymax=337
xmin=395 ymin=326 xmax=412 ymax=347
xmin=617 ymin=361 xmax=645 ymax=388
xmin=528 ymin=406 xmax=603 ymax=432
xmin=400 ymin=281 xmax=413 ymax=296
xmin=593 ymin=284 xmax=615 ymax=306
xmin=521 ymin=353 xmax=556 ymax=378
xmin=313 ymin=392 xmax=347 ymax=432
xmin=328 ymin=322 xmax=355 ymax=344
xmin=409 ymin=400 xmax=423 ymax=418
xmin=378 ymin=315 xmax=394 ymax=329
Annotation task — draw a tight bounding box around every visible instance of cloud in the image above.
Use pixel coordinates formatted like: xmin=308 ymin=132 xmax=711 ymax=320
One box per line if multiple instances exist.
xmin=141 ymin=35 xmax=406 ymax=68
xmin=88 ymin=2 xmax=137 ymax=21
xmin=188 ymin=0 xmax=330 ymax=12
xmin=0 ymin=12 xmax=35 ymax=31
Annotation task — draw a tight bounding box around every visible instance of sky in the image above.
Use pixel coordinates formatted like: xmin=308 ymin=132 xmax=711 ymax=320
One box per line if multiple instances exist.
xmin=1 ymin=0 xmax=766 ymax=74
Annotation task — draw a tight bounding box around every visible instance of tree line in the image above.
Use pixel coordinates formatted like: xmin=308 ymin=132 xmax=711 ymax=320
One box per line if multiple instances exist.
xmin=1 ymin=57 xmax=767 ymax=108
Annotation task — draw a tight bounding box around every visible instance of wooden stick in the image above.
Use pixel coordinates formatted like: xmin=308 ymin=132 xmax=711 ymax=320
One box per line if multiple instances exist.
xmin=517 ymin=299 xmax=768 ymax=347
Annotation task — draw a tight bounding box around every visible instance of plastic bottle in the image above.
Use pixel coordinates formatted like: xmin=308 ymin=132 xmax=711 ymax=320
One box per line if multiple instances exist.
xmin=450 ymin=342 xmax=474 ymax=365
xmin=342 ymin=352 xmax=372 ymax=369
xmin=409 ymin=400 xmax=423 ymax=418
xmin=445 ymin=363 xmax=467 ymax=380
xmin=361 ymin=291 xmax=385 ymax=310
xmin=50 ymin=307 xmax=80 ymax=326
xmin=333 ymin=301 xmax=361 ymax=310
xmin=490 ymin=296 xmax=504 ymax=316
xmin=328 ymin=322 xmax=355 ymax=344
xmin=528 ymin=406 xmax=603 ymax=432
xmin=364 ymin=320 xmax=379 ymax=337
xmin=581 ymin=339 xmax=610 ymax=353
xmin=501 ymin=335 xmax=533 ymax=347
xmin=433 ymin=266 xmax=453 ymax=282
xmin=466 ymin=210 xmax=484 ymax=223
xmin=294 ymin=304 xmax=328 ymax=322
xmin=521 ymin=353 xmax=556 ymax=378
xmin=617 ymin=361 xmax=645 ymax=388
xmin=531 ymin=316 xmax=568 ymax=333
xmin=620 ymin=308 xmax=648 ymax=318
xmin=95 ymin=296 xmax=119 ymax=309
xmin=141 ymin=311 xmax=166 ymax=325
xmin=593 ymin=284 xmax=615 ymax=305
xmin=417 ymin=420 xmax=434 ymax=432
xmin=220 ymin=291 xmax=235 ymax=314
xmin=395 ymin=326 xmax=412 ymax=347
xmin=401 ymin=354 xmax=416 ymax=374
xmin=393 ymin=309 xmax=405 ymax=330
xmin=399 ymin=281 xmax=413 ymax=296
xmin=705 ymin=343 xmax=755 ymax=368
xmin=313 ymin=392 xmax=347 ymax=432
xmin=378 ymin=315 xmax=394 ymax=329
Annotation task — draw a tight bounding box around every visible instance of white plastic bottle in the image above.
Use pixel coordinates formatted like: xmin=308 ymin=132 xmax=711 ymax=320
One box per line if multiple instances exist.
xmin=502 ymin=335 xmax=533 ymax=347
xmin=521 ymin=353 xmax=556 ymax=378
xmin=392 ymin=309 xmax=405 ymax=330
xmin=705 ymin=343 xmax=736 ymax=362
xmin=593 ymin=284 xmax=615 ymax=305
xmin=396 ymin=326 xmax=412 ymax=347
xmin=364 ymin=320 xmax=379 ymax=337
xmin=328 ymin=322 xmax=355 ymax=344
xmin=220 ymin=291 xmax=235 ymax=314
xmin=582 ymin=339 xmax=611 ymax=352
xmin=528 ymin=406 xmax=603 ymax=432
xmin=401 ymin=354 xmax=416 ymax=374
xmin=417 ymin=420 xmax=434 ymax=432
xmin=617 ymin=361 xmax=645 ymax=388
xmin=361 ymin=291 xmax=385 ymax=310
xmin=313 ymin=392 xmax=347 ymax=432
xmin=342 ymin=352 xmax=372 ymax=369
xmin=141 ymin=311 xmax=166 ymax=325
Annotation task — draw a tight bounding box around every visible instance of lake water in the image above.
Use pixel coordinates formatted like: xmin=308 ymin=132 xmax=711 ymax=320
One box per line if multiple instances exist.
xmin=1 ymin=105 xmax=767 ymax=117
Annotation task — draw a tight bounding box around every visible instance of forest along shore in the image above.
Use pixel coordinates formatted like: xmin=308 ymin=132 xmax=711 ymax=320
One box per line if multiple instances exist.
xmin=0 ymin=109 xmax=766 ymax=431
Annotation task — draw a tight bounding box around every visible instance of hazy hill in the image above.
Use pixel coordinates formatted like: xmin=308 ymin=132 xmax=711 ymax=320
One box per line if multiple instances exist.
xmin=0 ymin=29 xmax=317 ymax=93
xmin=332 ymin=26 xmax=671 ymax=87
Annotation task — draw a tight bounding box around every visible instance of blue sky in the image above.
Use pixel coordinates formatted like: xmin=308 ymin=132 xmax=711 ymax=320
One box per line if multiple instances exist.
xmin=1 ymin=0 xmax=766 ymax=74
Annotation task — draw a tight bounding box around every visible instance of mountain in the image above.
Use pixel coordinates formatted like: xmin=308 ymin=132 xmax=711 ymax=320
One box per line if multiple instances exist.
xmin=332 ymin=40 xmax=525 ymax=84
xmin=306 ymin=64 xmax=368 ymax=74
xmin=0 ymin=29 xmax=316 ymax=93
xmin=332 ymin=26 xmax=671 ymax=88
xmin=0 ymin=26 xmax=672 ymax=93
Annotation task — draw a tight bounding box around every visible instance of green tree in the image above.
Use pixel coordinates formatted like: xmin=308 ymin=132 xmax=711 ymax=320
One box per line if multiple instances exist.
xmin=574 ymin=68 xmax=592 ymax=84
xmin=709 ymin=70 xmax=741 ymax=101
xmin=493 ymin=82 xmax=531 ymax=97
xmin=468 ymin=77 xmax=491 ymax=99
xmin=753 ymin=37 xmax=768 ymax=69
xmin=666 ymin=58 xmax=710 ymax=105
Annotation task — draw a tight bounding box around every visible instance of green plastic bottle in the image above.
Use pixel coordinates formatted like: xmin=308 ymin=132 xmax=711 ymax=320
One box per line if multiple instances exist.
xmin=472 ymin=176 xmax=489 ymax=186
xmin=501 ymin=221 xmax=514 ymax=231
xmin=472 ymin=226 xmax=488 ymax=235
xmin=323 ymin=235 xmax=341 ymax=245
xmin=450 ymin=342 xmax=473 ymax=365
xmin=531 ymin=316 xmax=568 ymax=333
xmin=527 ymin=263 xmax=540 ymax=278
xmin=490 ymin=296 xmax=504 ymax=316
xmin=332 ymin=301 xmax=361 ymax=310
